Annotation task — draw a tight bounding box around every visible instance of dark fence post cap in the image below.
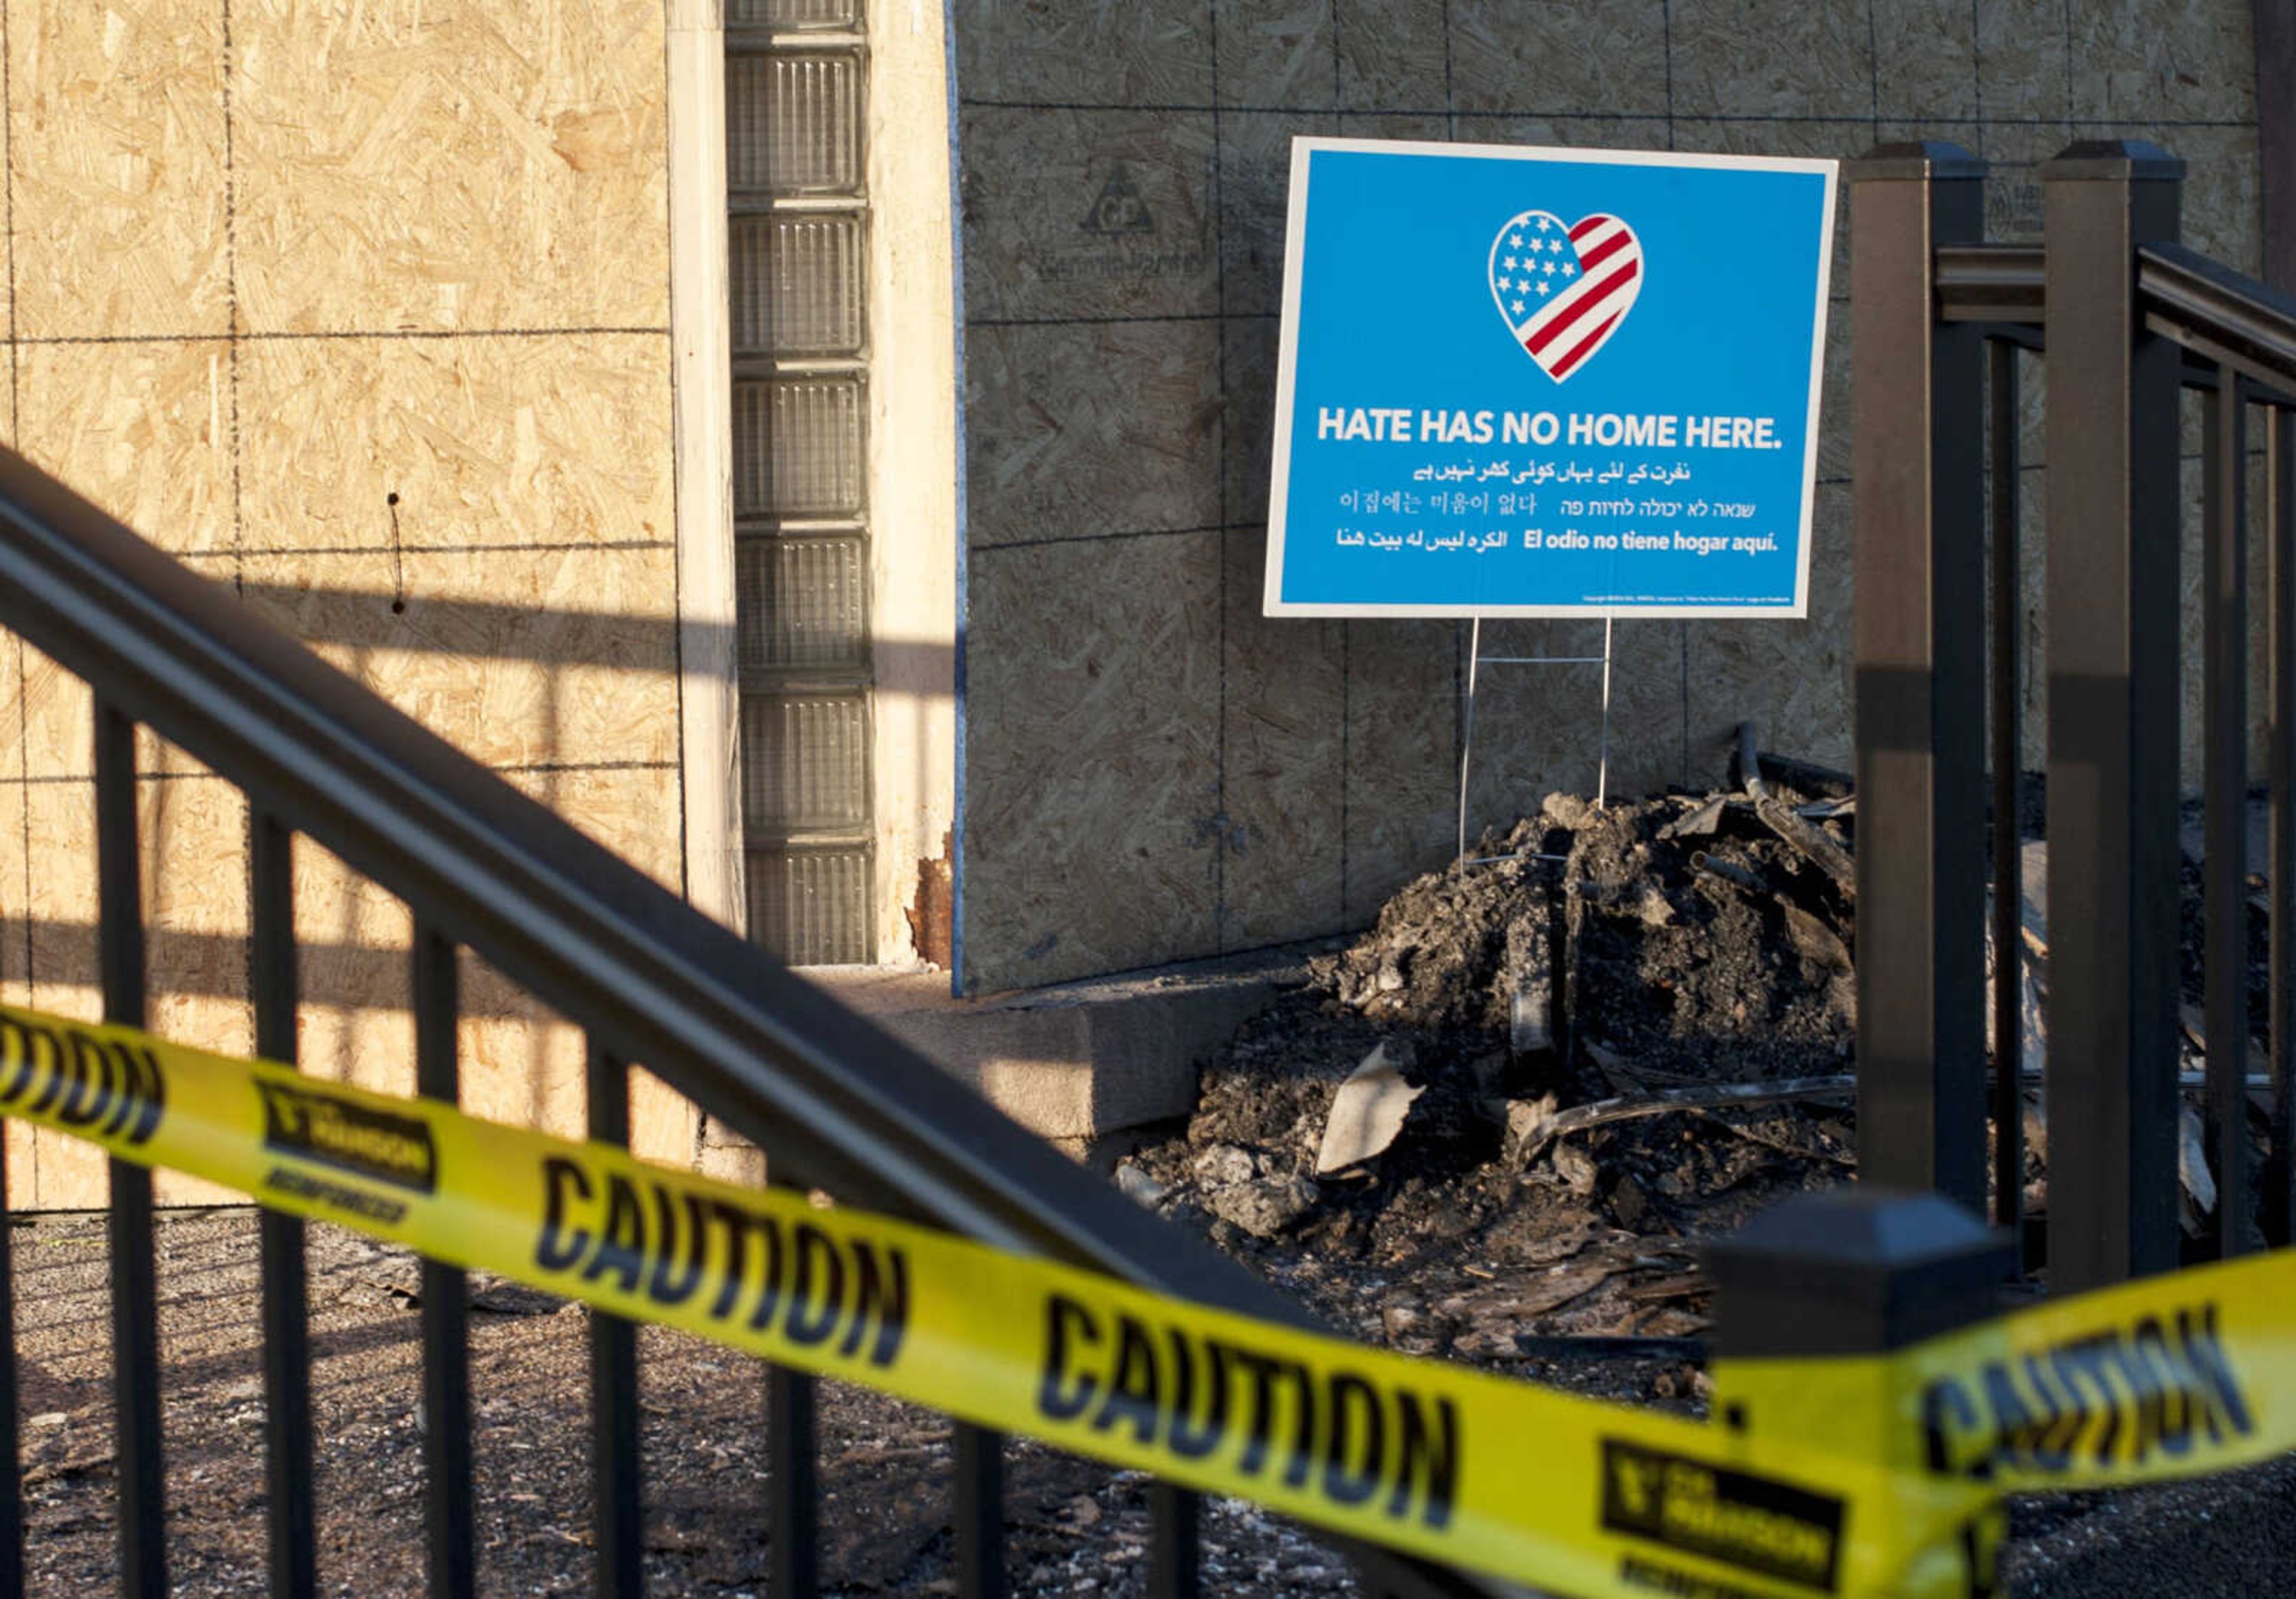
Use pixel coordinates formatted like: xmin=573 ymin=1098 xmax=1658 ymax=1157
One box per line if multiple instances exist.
xmin=1850 ymin=141 xmax=1985 ymax=183
xmin=2038 ymin=139 xmax=2185 ymax=183
xmin=1705 ymin=1187 xmax=2014 ymax=1357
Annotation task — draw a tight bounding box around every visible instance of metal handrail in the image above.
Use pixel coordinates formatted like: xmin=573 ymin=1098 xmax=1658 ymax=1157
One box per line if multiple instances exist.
xmin=2139 ymin=240 xmax=2296 ymax=394
xmin=1934 ymin=240 xmax=2296 ymax=398
xmin=1935 ymin=241 xmax=2043 ymax=322
xmin=0 ymin=449 xmax=1500 ymax=1598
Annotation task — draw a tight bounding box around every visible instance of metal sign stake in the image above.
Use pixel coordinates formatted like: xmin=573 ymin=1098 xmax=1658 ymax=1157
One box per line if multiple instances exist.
xmin=1455 ymin=617 xmax=1616 ymax=869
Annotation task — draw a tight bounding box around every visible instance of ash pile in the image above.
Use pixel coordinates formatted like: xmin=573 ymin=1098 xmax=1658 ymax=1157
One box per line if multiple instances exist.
xmin=1121 ymin=758 xmax=1865 ymax=1380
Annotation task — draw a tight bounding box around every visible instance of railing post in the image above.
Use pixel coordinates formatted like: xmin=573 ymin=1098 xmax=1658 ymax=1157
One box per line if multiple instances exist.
xmin=2041 ymin=141 xmax=2187 ymax=1289
xmin=251 ymin=808 xmax=316 ymax=1599
xmin=94 ymin=699 xmax=166 ymax=1599
xmin=2270 ymin=405 xmax=2296 ymax=1249
xmin=587 ymin=1042 xmax=643 ymax=1599
xmin=414 ymin=923 xmax=477 ymax=1599
xmin=1706 ymin=1190 xmax=2014 ymax=1594
xmin=1849 ymin=141 xmax=1991 ymax=1211
xmin=2202 ymin=370 xmax=2251 ymax=1256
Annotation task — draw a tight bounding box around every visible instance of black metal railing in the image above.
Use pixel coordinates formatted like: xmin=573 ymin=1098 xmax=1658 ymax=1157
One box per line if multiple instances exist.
xmin=1854 ymin=138 xmax=2296 ymax=1290
xmin=0 ymin=458 xmax=1497 ymax=1598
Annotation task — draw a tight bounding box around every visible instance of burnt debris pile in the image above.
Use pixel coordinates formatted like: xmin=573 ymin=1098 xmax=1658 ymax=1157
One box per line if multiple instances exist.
xmin=1123 ymin=765 xmax=1866 ymax=1373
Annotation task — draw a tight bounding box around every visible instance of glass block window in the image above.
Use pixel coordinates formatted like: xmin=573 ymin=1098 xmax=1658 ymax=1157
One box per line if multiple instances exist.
xmin=749 ymin=847 xmax=873 ymax=966
xmin=732 ymin=378 xmax=865 ymax=516
xmin=729 ymin=11 xmax=874 ymax=965
xmin=743 ymin=692 xmax=869 ymax=833
xmin=738 ymin=535 xmax=868 ymax=673
xmin=729 ymin=0 xmax=860 ymax=30
xmin=732 ymin=214 xmax=866 ymax=357
xmin=726 ymin=52 xmax=863 ymax=194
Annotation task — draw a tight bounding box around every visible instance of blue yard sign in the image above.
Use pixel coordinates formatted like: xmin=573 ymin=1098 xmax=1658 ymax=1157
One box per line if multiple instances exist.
xmin=1264 ymin=139 xmax=1838 ymax=617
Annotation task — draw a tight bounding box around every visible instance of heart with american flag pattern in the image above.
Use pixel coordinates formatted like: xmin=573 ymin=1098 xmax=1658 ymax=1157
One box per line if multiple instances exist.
xmin=1488 ymin=210 xmax=1642 ymax=382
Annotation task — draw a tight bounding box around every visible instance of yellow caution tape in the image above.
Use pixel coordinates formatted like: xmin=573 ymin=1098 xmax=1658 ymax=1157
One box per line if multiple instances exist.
xmin=1712 ymin=1243 xmax=2296 ymax=1597
xmin=0 ymin=1001 xmax=1985 ymax=1599
xmin=1721 ymin=1241 xmax=2296 ymax=1488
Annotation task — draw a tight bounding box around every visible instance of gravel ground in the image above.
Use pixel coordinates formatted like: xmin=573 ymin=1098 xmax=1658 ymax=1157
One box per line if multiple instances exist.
xmin=10 ymin=1209 xmax=1369 ymax=1599
xmin=8 ymin=1206 xmax=2289 ymax=1597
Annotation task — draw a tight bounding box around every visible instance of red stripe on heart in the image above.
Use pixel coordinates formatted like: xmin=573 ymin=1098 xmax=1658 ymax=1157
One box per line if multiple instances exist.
xmin=1526 ymin=257 xmax=1640 ymax=356
xmin=1574 ymin=230 xmax=1632 ymax=274
xmin=1547 ymin=309 xmax=1625 ymax=380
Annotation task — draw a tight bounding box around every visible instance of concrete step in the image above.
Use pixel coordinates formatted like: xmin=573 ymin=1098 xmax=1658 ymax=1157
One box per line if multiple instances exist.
xmin=699 ymin=945 xmax=1313 ymax=1180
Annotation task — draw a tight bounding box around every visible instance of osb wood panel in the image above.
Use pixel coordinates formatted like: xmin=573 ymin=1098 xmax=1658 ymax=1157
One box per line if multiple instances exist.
xmin=1684 ymin=484 xmax=1855 ymax=785
xmin=230 ymin=0 xmax=670 ymax=333
xmin=951 ymin=0 xmax=1214 ymax=106
xmin=0 ymin=0 xmax=691 ymax=1203
xmin=1447 ymin=0 xmax=1671 ymax=117
xmin=960 ymin=533 xmax=1223 ymax=991
xmin=10 ymin=0 xmax=231 ymax=338
xmin=964 ymin=320 xmax=1222 ymax=547
xmin=1341 ymin=618 xmax=1457 ymax=926
xmin=1463 ymin=617 xmax=1687 ymax=823
xmin=237 ymin=334 xmax=676 ymax=553
xmin=1218 ymin=524 xmax=1345 ymax=948
xmin=233 ymin=547 xmax=680 ymax=771
xmin=957 ymin=106 xmax=1219 ymax=324
xmin=15 ymin=341 xmax=234 ymax=559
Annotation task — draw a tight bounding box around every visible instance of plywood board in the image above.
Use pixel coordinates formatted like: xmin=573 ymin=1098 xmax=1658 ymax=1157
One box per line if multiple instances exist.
xmin=1342 ymin=619 xmax=1459 ymax=926
xmin=14 ymin=774 xmax=254 ymax=1207
xmin=964 ymin=321 xmax=1221 ymax=547
xmin=234 ymin=547 xmax=680 ymax=771
xmin=2071 ymin=0 xmax=2254 ymax=122
xmin=1461 ymin=617 xmax=1687 ymax=818
xmin=1446 ymin=0 xmax=1669 ymax=116
xmin=16 ymin=340 xmax=236 ymax=559
xmin=18 ymin=781 xmax=110 ymax=1204
xmin=1871 ymin=0 xmax=1982 ymax=120
xmin=21 ymin=779 xmax=101 ymax=1028
xmin=1218 ymin=111 xmax=1338 ymax=316
xmin=1684 ymin=484 xmax=1855 ymax=783
xmin=0 ymin=0 xmax=689 ymax=1204
xmin=1219 ymin=525 xmax=1345 ymax=947
xmin=502 ymin=762 xmax=685 ymax=893
xmin=957 ymin=106 xmax=1219 ymax=324
xmin=458 ymin=949 xmax=588 ymax=1139
xmin=1669 ymin=0 xmax=1875 ymax=118
xmin=1332 ymin=0 xmax=1448 ymax=112
xmin=230 ymin=0 xmax=670 ymax=333
xmin=6 ymin=642 xmax=92 ymax=785
xmin=961 ymin=533 xmax=1222 ymax=989
xmin=289 ymin=834 xmax=416 ymax=1100
xmin=952 ymin=0 xmax=1213 ymax=106
xmin=1213 ymin=0 xmax=1339 ymax=111
xmin=235 ymin=334 xmax=675 ymax=553
xmin=9 ymin=0 xmax=231 ymax=338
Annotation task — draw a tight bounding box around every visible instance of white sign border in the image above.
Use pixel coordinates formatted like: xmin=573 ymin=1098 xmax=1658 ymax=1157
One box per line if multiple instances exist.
xmin=1262 ymin=136 xmax=1841 ymax=621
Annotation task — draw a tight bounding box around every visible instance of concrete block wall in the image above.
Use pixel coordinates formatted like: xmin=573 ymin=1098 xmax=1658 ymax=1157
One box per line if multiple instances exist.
xmin=949 ymin=0 xmax=2266 ymax=994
